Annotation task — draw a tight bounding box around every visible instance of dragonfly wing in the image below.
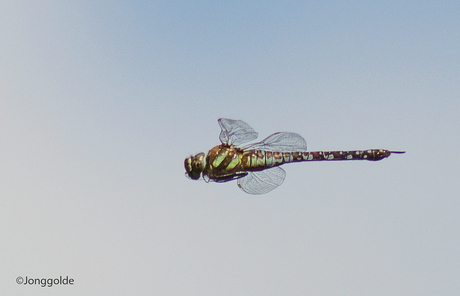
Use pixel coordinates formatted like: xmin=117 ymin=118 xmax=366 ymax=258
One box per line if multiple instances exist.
xmin=246 ymin=132 xmax=307 ymax=152
xmin=237 ymin=167 xmax=286 ymax=195
xmin=218 ymin=118 xmax=258 ymax=146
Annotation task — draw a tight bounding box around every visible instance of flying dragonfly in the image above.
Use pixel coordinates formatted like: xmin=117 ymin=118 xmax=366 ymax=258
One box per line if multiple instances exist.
xmin=184 ymin=118 xmax=405 ymax=194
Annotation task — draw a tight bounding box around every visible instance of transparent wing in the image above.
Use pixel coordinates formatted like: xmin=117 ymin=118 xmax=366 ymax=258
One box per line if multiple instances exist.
xmin=237 ymin=166 xmax=286 ymax=195
xmin=245 ymin=132 xmax=307 ymax=152
xmin=218 ymin=118 xmax=258 ymax=146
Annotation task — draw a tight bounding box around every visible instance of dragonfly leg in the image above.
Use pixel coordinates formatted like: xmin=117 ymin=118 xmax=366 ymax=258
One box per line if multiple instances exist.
xmin=211 ymin=172 xmax=248 ymax=183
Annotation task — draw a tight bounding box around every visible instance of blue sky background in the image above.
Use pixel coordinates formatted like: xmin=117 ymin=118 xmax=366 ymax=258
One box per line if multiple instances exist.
xmin=1 ymin=1 xmax=459 ymax=295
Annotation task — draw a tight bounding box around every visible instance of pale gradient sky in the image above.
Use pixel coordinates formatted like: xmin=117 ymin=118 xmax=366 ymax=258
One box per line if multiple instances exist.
xmin=1 ymin=1 xmax=459 ymax=295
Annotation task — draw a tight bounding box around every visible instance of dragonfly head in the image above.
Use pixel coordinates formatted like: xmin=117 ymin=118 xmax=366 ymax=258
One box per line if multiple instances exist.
xmin=184 ymin=152 xmax=206 ymax=180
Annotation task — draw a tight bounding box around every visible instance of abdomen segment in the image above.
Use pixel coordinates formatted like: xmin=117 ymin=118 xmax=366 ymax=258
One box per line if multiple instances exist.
xmin=243 ymin=149 xmax=405 ymax=170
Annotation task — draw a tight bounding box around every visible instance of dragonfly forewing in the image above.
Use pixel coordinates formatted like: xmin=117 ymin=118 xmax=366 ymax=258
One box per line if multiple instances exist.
xmin=218 ymin=118 xmax=258 ymax=146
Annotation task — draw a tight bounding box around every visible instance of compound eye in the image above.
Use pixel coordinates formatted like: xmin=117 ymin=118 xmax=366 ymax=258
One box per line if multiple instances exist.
xmin=184 ymin=157 xmax=193 ymax=173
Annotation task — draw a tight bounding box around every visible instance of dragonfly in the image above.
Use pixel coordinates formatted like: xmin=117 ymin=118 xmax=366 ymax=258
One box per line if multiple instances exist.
xmin=185 ymin=118 xmax=405 ymax=195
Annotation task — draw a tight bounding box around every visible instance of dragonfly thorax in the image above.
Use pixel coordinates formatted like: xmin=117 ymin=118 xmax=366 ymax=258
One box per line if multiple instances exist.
xmin=184 ymin=152 xmax=206 ymax=180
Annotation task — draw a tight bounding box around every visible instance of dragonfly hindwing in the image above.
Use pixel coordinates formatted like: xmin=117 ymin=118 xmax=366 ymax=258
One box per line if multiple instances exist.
xmin=246 ymin=132 xmax=307 ymax=152
xmin=237 ymin=166 xmax=286 ymax=195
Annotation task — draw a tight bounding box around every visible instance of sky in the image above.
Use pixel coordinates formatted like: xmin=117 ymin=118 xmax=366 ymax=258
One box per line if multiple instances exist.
xmin=1 ymin=1 xmax=459 ymax=295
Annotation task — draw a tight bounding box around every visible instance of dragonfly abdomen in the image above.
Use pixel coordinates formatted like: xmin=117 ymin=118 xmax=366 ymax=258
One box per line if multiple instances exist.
xmin=243 ymin=149 xmax=399 ymax=170
xmin=302 ymin=149 xmax=398 ymax=161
